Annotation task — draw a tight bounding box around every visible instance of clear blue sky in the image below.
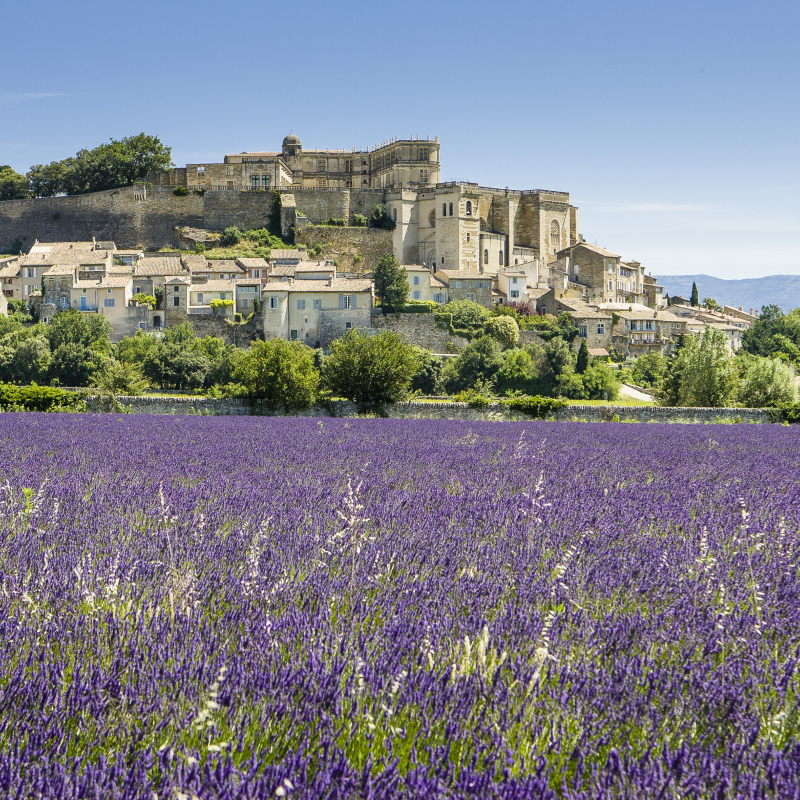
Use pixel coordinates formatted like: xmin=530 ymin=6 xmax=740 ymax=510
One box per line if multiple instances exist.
xmin=2 ymin=0 xmax=798 ymax=280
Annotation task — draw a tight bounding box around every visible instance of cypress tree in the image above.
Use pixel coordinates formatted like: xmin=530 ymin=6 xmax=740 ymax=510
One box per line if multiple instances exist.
xmin=690 ymin=282 xmax=699 ymax=307
xmin=576 ymin=337 xmax=590 ymax=374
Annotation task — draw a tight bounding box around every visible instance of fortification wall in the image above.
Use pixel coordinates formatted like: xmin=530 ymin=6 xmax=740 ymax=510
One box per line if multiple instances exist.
xmin=370 ymin=312 xmax=469 ymax=352
xmin=83 ymin=396 xmax=775 ymax=425
xmin=294 ymin=226 xmax=393 ymax=273
xmin=204 ymin=191 xmax=275 ymax=232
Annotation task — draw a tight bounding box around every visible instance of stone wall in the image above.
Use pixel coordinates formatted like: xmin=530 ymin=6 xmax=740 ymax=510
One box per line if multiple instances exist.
xmin=370 ymin=312 xmax=469 ymax=352
xmin=164 ymin=311 xmax=261 ymax=346
xmin=294 ymin=226 xmax=393 ymax=273
xmin=83 ymin=395 xmax=775 ymax=424
xmin=319 ymin=308 xmax=372 ymax=347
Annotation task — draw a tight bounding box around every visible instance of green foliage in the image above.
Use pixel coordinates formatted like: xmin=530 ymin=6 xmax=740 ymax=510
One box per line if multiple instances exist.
xmin=659 ymin=327 xmax=738 ymax=407
xmin=173 ymin=186 xmax=190 ymax=197
xmin=96 ymin=360 xmax=151 ymax=395
xmin=27 ymin=133 xmax=173 ymax=197
xmin=46 ymin=309 xmax=111 ymax=355
xmin=630 ymin=352 xmax=668 ymax=389
xmin=49 ymin=342 xmax=96 ymax=387
xmin=220 ymin=226 xmax=243 ymax=246
xmin=531 ymin=311 xmax=580 ymax=343
xmin=579 ymin=361 xmax=620 ymax=400
xmin=10 ymin=336 xmax=51 ymax=384
xmin=321 ymin=218 xmax=346 ymax=227
xmin=324 ymin=329 xmax=420 ymax=404
xmin=153 ymin=285 xmax=164 ymax=310
xmin=409 ymin=348 xmax=442 ymax=394
xmin=436 ymin=300 xmax=491 ymax=339
xmin=195 ymin=243 xmax=206 ymax=254
xmin=690 ymin=281 xmax=699 ymax=306
xmin=131 ymin=293 xmax=157 ymax=309
xmin=741 ymin=305 xmax=800 ymax=361
xmin=0 ymin=382 xmax=85 ymax=412
xmin=352 ymin=214 xmax=367 ymax=228
xmin=440 ymin=336 xmax=504 ymax=393
xmin=398 ymin=301 xmax=437 ymax=313
xmin=233 ymin=339 xmax=319 ymax=409
xmin=306 ymin=243 xmax=324 ymax=258
xmin=483 ymin=315 xmax=519 ymax=349
xmin=373 ymin=253 xmax=410 ymax=312
xmin=737 ymin=356 xmax=797 ymax=407
xmin=703 ymin=297 xmax=721 ymax=311
xmin=0 ymin=165 xmax=31 ymax=200
xmin=503 ymin=395 xmax=567 ymax=418
xmin=370 ymin=203 xmax=397 ymax=230
xmin=209 ymin=298 xmax=234 ymax=308
xmin=494 ymin=347 xmax=546 ymax=396
xmin=453 ymin=380 xmax=496 ymax=409
xmin=576 ymin=338 xmax=590 ymax=374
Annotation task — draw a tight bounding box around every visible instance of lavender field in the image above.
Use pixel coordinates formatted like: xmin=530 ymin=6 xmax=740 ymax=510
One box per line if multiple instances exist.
xmin=1 ymin=415 xmax=800 ymax=799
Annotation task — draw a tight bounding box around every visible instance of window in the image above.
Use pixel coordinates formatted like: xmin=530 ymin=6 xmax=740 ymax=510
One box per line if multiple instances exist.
xmin=511 ymin=290 xmax=520 ymax=299
xmin=26 ymin=268 xmax=35 ymax=278
xmin=173 ymin=296 xmax=180 ymax=307
xmin=512 ymin=277 xmax=518 ymax=284
xmin=253 ymin=269 xmax=261 ymax=278
xmin=645 ymin=320 xmax=653 ymax=330
xmin=466 ymin=293 xmax=474 ymax=301
xmin=455 ymin=281 xmax=462 ymax=289
xmin=630 ymin=321 xmax=638 ymax=331
xmin=196 ymin=293 xmax=204 ymax=303
xmin=103 ymin=297 xmax=115 ymax=307
xmin=290 ymin=330 xmax=298 ymax=340
xmin=317 ymin=179 xmax=327 ymax=187
xmin=466 ymin=233 xmax=470 ymax=242
xmin=174 ymin=285 xmax=179 ymax=292
xmin=242 ymin=298 xmax=249 ymax=309
xmin=442 ymin=203 xmax=447 ymax=216
xmin=297 ymin=299 xmax=306 ymax=310
xmin=441 ymin=257 xmax=444 ymax=265
xmin=448 ymin=203 xmax=453 ymax=216
xmin=579 ymin=326 xmax=587 ymax=338
xmin=251 ymin=176 xmax=260 ymax=188
xmin=574 ymin=265 xmax=580 ymax=277
xmin=318 ymin=159 xmax=327 ymax=172
xmin=550 ymin=219 xmax=560 ymax=247
xmin=197 ymin=166 xmax=206 ymax=175
xmin=392 ymin=208 xmax=397 ymax=222
xmin=608 ymin=281 xmax=613 ymax=291
xmin=597 ymin=323 xmax=605 ymax=334
xmin=499 ymin=251 xmax=504 ymax=266
xmin=262 ymin=175 xmax=270 ymax=187
xmin=270 ymin=297 xmax=278 ymax=309
xmin=313 ymin=299 xmax=321 ymax=309
xmin=59 ymin=297 xmax=68 ymax=309
xmin=466 ymin=201 xmax=472 ymax=216
xmin=60 ymin=278 xmax=67 ymax=291
xmin=477 ymin=282 xmax=485 ymax=288
xmin=413 ymin=276 xmax=419 ymax=285
xmin=419 ymin=169 xmax=428 ymax=184
xmin=413 ymin=290 xmax=420 ymax=300
xmin=342 ymin=295 xmax=352 ymax=309
xmin=419 ymin=148 xmax=428 ymax=161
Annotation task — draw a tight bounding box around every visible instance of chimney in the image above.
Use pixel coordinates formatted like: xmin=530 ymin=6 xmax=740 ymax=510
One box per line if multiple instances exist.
xmin=738 ymin=306 xmax=743 ymax=311
xmin=750 ymin=308 xmax=753 ymax=315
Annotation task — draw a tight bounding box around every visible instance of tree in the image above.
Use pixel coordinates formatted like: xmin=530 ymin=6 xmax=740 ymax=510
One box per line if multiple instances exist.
xmin=373 ymin=253 xmax=409 ymax=311
xmin=96 ymin=360 xmax=152 ymax=395
xmin=46 ymin=309 xmax=111 ymax=354
xmin=495 ymin=348 xmax=540 ymax=396
xmin=115 ymin=330 xmax=159 ymax=365
xmin=324 ymin=329 xmax=420 ymax=403
xmin=439 ymin=299 xmax=490 ymax=335
xmin=703 ymin=297 xmax=721 ymax=311
xmin=631 ymin=352 xmax=668 ymax=389
xmin=220 ymin=226 xmax=243 ymax=246
xmin=737 ymin=357 xmax=796 ymax=407
xmin=581 ymin=361 xmax=620 ymax=400
xmin=233 ymin=339 xmax=319 ymax=409
xmin=690 ymin=281 xmax=699 ymax=307
xmin=11 ymin=336 xmax=51 ymax=384
xmin=370 ymin=204 xmax=396 ymax=230
xmin=0 ymin=166 xmax=31 ymax=200
xmin=576 ymin=338 xmax=590 ymax=374
xmin=484 ymin=316 xmax=519 ymax=349
xmin=659 ymin=328 xmax=738 ymax=407
xmin=27 ymin=133 xmax=173 ymax=197
xmin=49 ymin=343 xmax=94 ymax=387
xmin=441 ymin=336 xmax=504 ymax=393
xmin=409 ymin=348 xmax=442 ymax=394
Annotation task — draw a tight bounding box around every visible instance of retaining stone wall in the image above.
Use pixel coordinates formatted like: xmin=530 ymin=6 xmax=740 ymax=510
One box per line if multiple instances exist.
xmin=163 ymin=312 xmax=261 ymax=346
xmin=294 ymin=226 xmax=393 ymax=274
xmin=370 ymin=312 xmax=469 ymax=352
xmin=83 ymin=396 xmax=775 ymax=424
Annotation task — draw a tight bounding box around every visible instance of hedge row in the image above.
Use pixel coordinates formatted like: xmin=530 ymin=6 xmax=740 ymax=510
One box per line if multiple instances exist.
xmin=0 ymin=384 xmax=87 ymax=413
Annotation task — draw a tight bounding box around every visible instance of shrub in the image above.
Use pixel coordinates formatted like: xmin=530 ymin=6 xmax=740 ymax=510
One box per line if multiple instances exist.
xmin=209 ymin=299 xmax=234 ymax=308
xmin=322 ymin=218 xmax=346 ymax=227
xmin=410 ymin=348 xmax=442 ymax=395
xmin=195 ymin=244 xmax=205 ymax=254
xmin=96 ymin=361 xmax=151 ymax=395
xmin=441 ymin=336 xmax=503 ymax=394
xmin=738 ymin=356 xmax=797 ymax=407
xmin=220 ymin=226 xmax=243 ymax=246
xmin=0 ymin=382 xmax=85 ymax=412
xmin=173 ymin=186 xmax=189 ymax=196
xmin=503 ymin=395 xmax=567 ymax=418
xmin=353 ymin=214 xmax=367 ymax=228
xmin=131 ymin=293 xmax=157 ymax=309
xmin=307 ymin=243 xmax=324 ymax=258
xmin=324 ymin=329 xmax=420 ymax=404
xmin=484 ymin=316 xmax=519 ymax=349
xmin=370 ymin=203 xmax=396 ymax=231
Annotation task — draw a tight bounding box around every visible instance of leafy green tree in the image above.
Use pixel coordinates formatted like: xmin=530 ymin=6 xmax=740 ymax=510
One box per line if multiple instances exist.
xmin=233 ymin=339 xmax=319 ymax=409
xmin=702 ymin=297 xmax=721 ymax=311
xmin=659 ymin=328 xmax=738 ymax=407
xmin=96 ymin=360 xmax=152 ymax=395
xmin=690 ymin=282 xmax=699 ymax=307
xmin=630 ymin=352 xmax=668 ymax=389
xmin=438 ymin=299 xmax=491 ymax=335
xmin=576 ymin=338 xmax=590 ymax=374
xmin=220 ymin=226 xmax=243 ymax=246
xmin=495 ymin=348 xmax=540 ymax=396
xmin=115 ymin=330 xmax=159 ymax=365
xmin=441 ymin=336 xmax=504 ymax=394
xmin=48 ymin=343 xmax=94 ymax=387
xmin=27 ymin=133 xmax=173 ymax=197
xmin=370 ymin=204 xmax=396 ymax=230
xmin=324 ymin=329 xmax=420 ymax=403
xmin=373 ymin=253 xmax=409 ymax=311
xmin=11 ymin=336 xmax=51 ymax=384
xmin=581 ymin=361 xmax=620 ymax=400
xmin=544 ymin=337 xmax=575 ymax=378
xmin=737 ymin=357 xmax=797 ymax=407
xmin=0 ymin=166 xmax=31 ymax=200
xmin=741 ymin=305 xmax=800 ymax=359
xmin=409 ymin=348 xmax=442 ymax=394
xmin=46 ymin=310 xmax=111 ymax=354
xmin=484 ymin=316 xmax=519 ymax=349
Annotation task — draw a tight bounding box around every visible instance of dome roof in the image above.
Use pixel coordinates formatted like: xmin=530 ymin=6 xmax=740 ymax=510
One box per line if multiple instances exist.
xmin=283 ymin=134 xmax=301 ymax=147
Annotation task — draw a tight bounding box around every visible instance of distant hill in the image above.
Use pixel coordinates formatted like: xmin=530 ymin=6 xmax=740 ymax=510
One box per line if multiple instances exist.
xmin=657 ymin=274 xmax=800 ymax=313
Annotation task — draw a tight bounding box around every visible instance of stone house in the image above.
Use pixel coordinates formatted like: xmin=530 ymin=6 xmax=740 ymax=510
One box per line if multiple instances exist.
xmin=603 ymin=305 xmax=687 ymax=355
xmin=554 ymin=298 xmax=614 ymax=354
xmin=555 ymin=242 xmax=646 ymax=305
xmin=1 ymin=258 xmax=22 ymax=301
xmin=495 ymin=270 xmax=529 ymax=305
xmin=643 ymin=274 xmax=667 ymax=309
xmin=19 ymin=240 xmax=112 ymax=300
xmin=403 ymin=266 xmax=434 ymax=302
xmin=261 ymin=277 xmax=373 ymax=348
xmin=435 ymin=270 xmax=492 ymax=307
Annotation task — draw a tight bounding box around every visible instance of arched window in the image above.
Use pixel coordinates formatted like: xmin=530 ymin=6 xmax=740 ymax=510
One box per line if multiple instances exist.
xmin=442 ymin=203 xmax=447 ymax=216
xmin=448 ymin=203 xmax=453 ymax=216
xmin=466 ymin=233 xmax=470 ymax=242
xmin=499 ymin=251 xmax=504 ymax=266
xmin=483 ymin=249 xmax=489 ymax=265
xmin=550 ymin=219 xmax=560 ymax=247
xmin=466 ymin=200 xmax=472 ymax=216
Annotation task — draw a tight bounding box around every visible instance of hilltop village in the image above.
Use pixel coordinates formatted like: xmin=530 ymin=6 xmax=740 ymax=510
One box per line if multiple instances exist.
xmin=0 ymin=133 xmax=758 ymax=354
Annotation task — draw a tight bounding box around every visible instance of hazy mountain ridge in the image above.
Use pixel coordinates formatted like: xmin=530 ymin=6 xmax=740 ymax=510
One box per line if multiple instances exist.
xmin=657 ymin=274 xmax=800 ymax=313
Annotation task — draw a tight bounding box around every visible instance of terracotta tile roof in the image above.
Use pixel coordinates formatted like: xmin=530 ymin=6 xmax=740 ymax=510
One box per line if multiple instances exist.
xmin=134 ymin=257 xmax=186 ymax=276
xmin=589 ymin=348 xmax=610 ymax=356
xmin=435 ymin=269 xmax=487 ymax=282
xmin=430 ymin=276 xmax=447 ymax=288
xmin=98 ymin=276 xmax=133 ymax=289
xmin=527 ymin=287 xmax=550 ymax=300
xmin=190 ymin=280 xmax=236 ymax=293
xmin=236 ymin=258 xmax=270 ymax=268
xmin=165 ymin=275 xmax=191 ymax=285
